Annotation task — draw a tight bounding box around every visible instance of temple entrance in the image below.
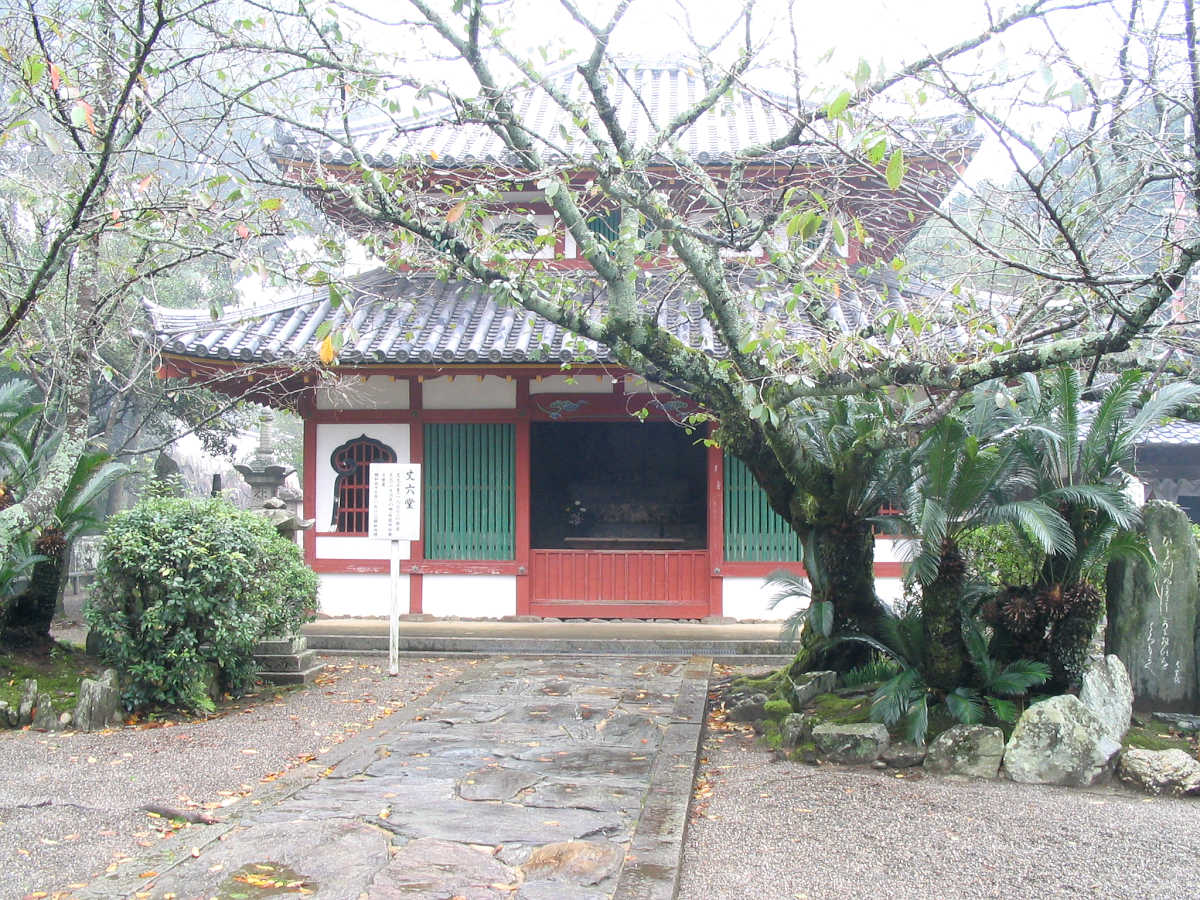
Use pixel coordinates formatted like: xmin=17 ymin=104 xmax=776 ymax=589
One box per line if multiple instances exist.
xmin=527 ymin=422 xmax=711 ymax=617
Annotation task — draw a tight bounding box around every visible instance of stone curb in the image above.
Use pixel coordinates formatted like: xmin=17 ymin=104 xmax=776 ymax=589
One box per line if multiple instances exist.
xmin=614 ymin=655 xmax=713 ymax=900
xmin=307 ymin=633 xmax=784 ymax=657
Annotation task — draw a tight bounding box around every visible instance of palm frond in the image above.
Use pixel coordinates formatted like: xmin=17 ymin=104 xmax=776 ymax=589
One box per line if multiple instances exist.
xmin=987 ymin=696 xmax=1020 ymax=723
xmin=990 ymin=659 xmax=1051 ymax=696
xmin=946 ymin=686 xmax=985 ymax=724
xmin=987 ymin=499 xmax=1075 ymax=555
xmin=870 ymin=666 xmax=925 ymax=726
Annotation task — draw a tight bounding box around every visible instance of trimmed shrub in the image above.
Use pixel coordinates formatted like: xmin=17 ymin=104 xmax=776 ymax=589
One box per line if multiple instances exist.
xmin=86 ymin=497 xmax=318 ymax=711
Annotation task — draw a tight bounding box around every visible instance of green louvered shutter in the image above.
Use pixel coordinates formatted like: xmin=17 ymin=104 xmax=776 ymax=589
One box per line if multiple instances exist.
xmin=424 ymin=423 xmax=515 ymax=560
xmin=723 ymin=455 xmax=803 ymax=562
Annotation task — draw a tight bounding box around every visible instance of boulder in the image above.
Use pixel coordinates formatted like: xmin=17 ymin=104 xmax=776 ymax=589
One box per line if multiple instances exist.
xmin=924 ymin=725 xmax=1005 ymax=778
xmin=31 ymin=692 xmax=60 ymax=731
xmin=881 ymin=742 xmax=927 ymax=769
xmin=727 ymin=693 xmax=769 ymax=723
xmin=811 ymin=722 xmax=889 ymax=764
xmin=791 ymin=671 xmax=837 ymax=707
xmin=1117 ymin=748 xmax=1200 ymax=796
xmin=1002 ymin=695 xmax=1121 ymax=787
xmin=0 ymin=701 xmax=14 ymax=728
xmin=1078 ymin=654 xmax=1133 ymax=743
xmin=1106 ymin=500 xmax=1199 ymax=708
xmin=780 ymin=713 xmax=810 ymax=748
xmin=17 ymin=678 xmax=37 ymax=726
xmin=74 ymin=669 xmax=122 ymax=732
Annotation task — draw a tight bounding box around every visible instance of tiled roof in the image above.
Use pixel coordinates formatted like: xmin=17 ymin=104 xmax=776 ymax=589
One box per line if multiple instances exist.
xmin=1139 ymin=419 xmax=1200 ymax=445
xmin=144 ymin=268 xmax=930 ymax=367
xmin=270 ymin=59 xmax=974 ymax=170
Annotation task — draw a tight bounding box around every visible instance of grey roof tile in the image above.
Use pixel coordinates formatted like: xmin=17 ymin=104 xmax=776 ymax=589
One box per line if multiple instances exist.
xmin=149 ymin=268 xmax=928 ymax=367
xmin=270 ymin=60 xmax=973 ymax=170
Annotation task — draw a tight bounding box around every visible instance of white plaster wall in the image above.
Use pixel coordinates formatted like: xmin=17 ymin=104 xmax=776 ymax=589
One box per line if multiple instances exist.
xmin=721 ymin=571 xmax=909 ymax=620
xmin=316 ymin=535 xmax=409 ymax=560
xmin=316 ymin=375 xmax=410 ymax=410
xmin=722 ymin=577 xmax=806 ymax=621
xmin=876 ymin=577 xmax=905 ymax=608
xmin=873 ymin=537 xmax=909 ymax=563
xmin=318 ymin=572 xmax=408 ymax=617
xmin=421 ymin=574 xmax=516 ymax=618
xmin=529 ymin=374 xmax=615 ymax=394
xmin=423 ymin=375 xmax=516 ymax=409
xmin=314 ymin=423 xmax=410 ymax=534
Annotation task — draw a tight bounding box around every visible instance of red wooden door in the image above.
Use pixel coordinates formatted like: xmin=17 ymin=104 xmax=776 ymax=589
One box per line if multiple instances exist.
xmin=528 ymin=550 xmax=711 ymax=618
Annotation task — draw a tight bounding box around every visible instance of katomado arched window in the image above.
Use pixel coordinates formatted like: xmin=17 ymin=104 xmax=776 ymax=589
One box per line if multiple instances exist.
xmin=330 ymin=435 xmax=397 ymax=533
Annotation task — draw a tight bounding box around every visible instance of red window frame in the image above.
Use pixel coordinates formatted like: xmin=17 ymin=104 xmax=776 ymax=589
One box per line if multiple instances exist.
xmin=330 ymin=435 xmax=397 ymax=533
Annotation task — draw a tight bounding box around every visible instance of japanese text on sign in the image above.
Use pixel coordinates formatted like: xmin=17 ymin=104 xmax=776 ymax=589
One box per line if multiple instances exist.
xmin=368 ymin=463 xmax=421 ymax=541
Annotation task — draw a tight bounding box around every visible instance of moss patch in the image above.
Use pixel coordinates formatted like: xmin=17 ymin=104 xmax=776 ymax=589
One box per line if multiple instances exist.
xmin=1123 ymin=720 xmax=1197 ymax=754
xmin=0 ymin=643 xmax=101 ymax=713
xmin=806 ymin=692 xmax=872 ymax=724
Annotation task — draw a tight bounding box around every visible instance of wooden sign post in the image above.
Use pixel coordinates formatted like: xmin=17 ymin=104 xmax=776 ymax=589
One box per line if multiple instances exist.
xmin=369 ymin=463 xmax=421 ymax=675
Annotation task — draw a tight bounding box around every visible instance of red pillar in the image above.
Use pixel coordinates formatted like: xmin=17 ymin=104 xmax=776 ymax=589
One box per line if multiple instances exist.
xmin=706 ymin=437 xmax=724 ymax=617
xmin=409 ymin=377 xmax=423 ymax=614
xmin=515 ymin=378 xmax=532 ymax=615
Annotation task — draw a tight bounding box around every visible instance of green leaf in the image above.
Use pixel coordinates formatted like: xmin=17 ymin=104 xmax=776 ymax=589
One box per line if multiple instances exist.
xmin=808 ymin=600 xmax=834 ymax=638
xmin=260 ymin=197 xmax=283 ymax=212
xmin=21 ymin=56 xmax=45 ymax=86
xmin=885 ymin=147 xmax=906 ymax=190
xmin=946 ymin=687 xmax=984 ymax=724
xmin=827 ymin=90 xmax=851 ymax=118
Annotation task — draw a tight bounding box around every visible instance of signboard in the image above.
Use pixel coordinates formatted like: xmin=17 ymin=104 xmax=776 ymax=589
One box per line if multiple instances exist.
xmin=367 ymin=462 xmax=420 ymax=676
xmin=368 ymin=463 xmax=421 ymax=541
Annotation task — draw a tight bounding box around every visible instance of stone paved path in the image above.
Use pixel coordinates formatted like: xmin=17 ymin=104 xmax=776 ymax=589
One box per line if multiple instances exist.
xmin=79 ymin=655 xmax=711 ymax=900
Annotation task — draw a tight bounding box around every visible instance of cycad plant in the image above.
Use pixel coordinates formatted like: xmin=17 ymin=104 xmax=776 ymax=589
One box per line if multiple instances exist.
xmin=1000 ymin=367 xmax=1200 ymax=686
xmin=901 ymin=392 xmax=1073 ymax=691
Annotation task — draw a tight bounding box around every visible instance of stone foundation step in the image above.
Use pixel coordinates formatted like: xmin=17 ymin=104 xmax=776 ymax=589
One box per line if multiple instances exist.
xmin=254 ymin=649 xmax=320 ymax=673
xmin=305 ymin=633 xmax=786 ymax=658
xmin=253 ymin=635 xmax=323 ymax=685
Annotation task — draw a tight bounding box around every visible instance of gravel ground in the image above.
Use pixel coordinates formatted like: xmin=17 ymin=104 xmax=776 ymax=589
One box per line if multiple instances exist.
xmin=0 ymin=652 xmax=468 ymax=898
xmin=681 ymin=707 xmax=1200 ymax=899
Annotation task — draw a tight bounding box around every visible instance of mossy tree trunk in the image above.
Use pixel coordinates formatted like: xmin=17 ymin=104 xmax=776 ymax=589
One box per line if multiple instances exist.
xmin=0 ymin=548 xmax=67 ymax=647
xmin=806 ymin=517 xmax=885 ymax=637
xmin=922 ymin=540 xmax=968 ymax=691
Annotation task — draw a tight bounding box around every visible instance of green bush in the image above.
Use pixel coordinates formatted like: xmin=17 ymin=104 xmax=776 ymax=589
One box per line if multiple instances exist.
xmin=958 ymin=524 xmax=1039 ymax=588
xmin=86 ymin=497 xmax=318 ymax=711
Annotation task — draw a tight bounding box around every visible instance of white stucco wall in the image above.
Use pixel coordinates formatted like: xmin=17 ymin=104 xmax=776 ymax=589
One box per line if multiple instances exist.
xmin=422 ymin=375 xmax=516 ymax=409
xmin=315 ymin=535 xmax=409 ymax=560
xmin=318 ymin=572 xmax=408 ymax=617
xmin=316 ymin=375 xmax=410 ymax=410
xmin=722 ymin=577 xmax=806 ymax=621
xmin=421 ymin=574 xmax=517 ymax=618
xmin=529 ymin=374 xmax=615 ymax=394
xmin=314 ymin=422 xmax=410 ymax=535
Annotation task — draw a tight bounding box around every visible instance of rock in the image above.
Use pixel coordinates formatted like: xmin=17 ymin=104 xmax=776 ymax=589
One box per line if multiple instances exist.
xmin=18 ymin=678 xmax=37 ymax=726
xmin=881 ymin=742 xmax=926 ymax=768
xmin=1002 ymin=695 xmax=1121 ymax=787
xmin=58 ymin=712 xmax=72 ymax=727
xmin=811 ymin=722 xmax=889 ymax=764
xmin=1151 ymin=712 xmax=1200 ymax=733
xmin=31 ymin=692 xmax=59 ymax=731
xmin=1078 ymin=654 xmax=1133 ymax=743
xmin=0 ymin=701 xmax=13 ymax=728
xmin=74 ymin=669 xmax=122 ymax=732
xmin=1117 ymin=748 xmax=1200 ymax=796
xmin=924 ymin=725 xmax=1005 ymax=778
xmin=457 ymin=766 xmax=540 ymax=801
xmin=1106 ymin=500 xmax=1199 ymax=708
xmin=727 ymin=693 xmax=769 ymax=723
xmin=791 ymin=671 xmax=837 ymax=707
xmin=520 ymin=840 xmax=623 ymax=886
xmin=780 ymin=713 xmax=810 ymax=748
